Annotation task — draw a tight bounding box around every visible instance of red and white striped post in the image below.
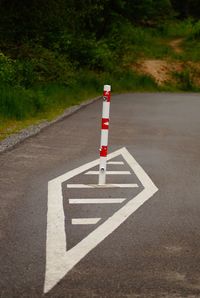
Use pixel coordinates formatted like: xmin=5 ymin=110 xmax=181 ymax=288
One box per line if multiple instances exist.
xmin=99 ymin=85 xmax=111 ymax=185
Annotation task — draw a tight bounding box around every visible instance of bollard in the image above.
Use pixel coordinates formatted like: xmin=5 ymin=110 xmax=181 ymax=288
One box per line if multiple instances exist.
xmin=99 ymin=85 xmax=111 ymax=185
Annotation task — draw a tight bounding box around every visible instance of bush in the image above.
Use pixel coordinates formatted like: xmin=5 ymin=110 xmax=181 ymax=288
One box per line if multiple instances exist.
xmin=58 ymin=34 xmax=96 ymax=66
xmin=173 ymin=69 xmax=196 ymax=91
xmin=0 ymin=53 xmax=16 ymax=85
xmin=15 ymin=60 xmax=36 ymax=88
xmin=0 ymin=53 xmax=38 ymax=88
xmin=91 ymin=41 xmax=114 ymax=71
xmin=29 ymin=46 xmax=74 ymax=85
xmin=56 ymin=32 xmax=116 ymax=71
xmin=188 ymin=21 xmax=200 ymax=40
xmin=0 ymin=45 xmax=75 ymax=89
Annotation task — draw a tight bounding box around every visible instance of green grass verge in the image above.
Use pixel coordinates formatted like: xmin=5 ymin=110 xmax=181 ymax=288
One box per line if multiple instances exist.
xmin=0 ymin=69 xmax=159 ymax=121
xmin=0 ymin=69 xmax=159 ymax=140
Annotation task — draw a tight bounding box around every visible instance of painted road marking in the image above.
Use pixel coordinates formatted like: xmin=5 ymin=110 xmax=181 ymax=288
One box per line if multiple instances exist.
xmin=72 ymin=218 xmax=101 ymax=225
xmin=69 ymin=198 xmax=126 ymax=204
xmin=44 ymin=147 xmax=158 ymax=293
xmin=85 ymin=170 xmax=131 ymax=175
xmin=107 ymin=161 xmax=124 ymax=165
xmin=67 ymin=183 xmax=138 ymax=188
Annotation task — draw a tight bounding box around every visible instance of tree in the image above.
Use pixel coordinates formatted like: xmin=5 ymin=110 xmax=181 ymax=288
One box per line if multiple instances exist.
xmin=0 ymin=0 xmax=67 ymax=41
xmin=125 ymin=0 xmax=173 ymax=24
xmin=171 ymin=0 xmax=200 ymax=19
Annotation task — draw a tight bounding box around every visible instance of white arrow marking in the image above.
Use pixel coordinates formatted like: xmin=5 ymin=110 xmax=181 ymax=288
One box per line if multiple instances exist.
xmin=44 ymin=147 xmax=158 ymax=293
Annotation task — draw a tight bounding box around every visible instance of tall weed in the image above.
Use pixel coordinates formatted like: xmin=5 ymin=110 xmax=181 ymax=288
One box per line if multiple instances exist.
xmin=0 ymin=85 xmax=46 ymax=119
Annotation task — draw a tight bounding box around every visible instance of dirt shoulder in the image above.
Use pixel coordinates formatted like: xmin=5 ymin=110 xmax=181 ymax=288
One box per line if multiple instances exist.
xmin=133 ymin=59 xmax=182 ymax=85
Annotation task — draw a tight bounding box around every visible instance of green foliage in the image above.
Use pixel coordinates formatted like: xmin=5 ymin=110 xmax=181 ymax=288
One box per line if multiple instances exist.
xmin=108 ymin=69 xmax=158 ymax=92
xmin=0 ymin=68 xmax=159 ymax=121
xmin=64 ymin=0 xmax=108 ymax=37
xmin=0 ymin=0 xmax=67 ymax=42
xmin=156 ymin=20 xmax=200 ymax=62
xmin=0 ymin=53 xmax=16 ymax=85
xmin=158 ymin=19 xmax=194 ymax=38
xmin=187 ymin=21 xmax=200 ymax=40
xmin=126 ymin=0 xmax=173 ymax=23
xmin=154 ymin=19 xmax=200 ymax=64
xmin=0 ymin=85 xmax=47 ymax=119
xmin=29 ymin=46 xmax=74 ymax=85
xmin=108 ymin=21 xmax=172 ymax=64
xmin=0 ymin=46 xmax=75 ymax=89
xmin=14 ymin=60 xmax=36 ymax=88
xmin=58 ymin=35 xmax=99 ymax=68
xmin=173 ymin=68 xmax=197 ymax=91
xmin=183 ymin=40 xmax=200 ymax=61
xmin=91 ymin=41 xmax=114 ymax=71
xmin=0 ymin=0 xmax=176 ymax=45
xmin=0 ymin=53 xmax=36 ymax=88
xmin=171 ymin=0 xmax=200 ymax=19
xmin=54 ymin=32 xmax=115 ymax=71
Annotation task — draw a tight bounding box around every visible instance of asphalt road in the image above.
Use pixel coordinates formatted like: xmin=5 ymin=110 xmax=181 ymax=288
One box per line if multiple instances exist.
xmin=1 ymin=93 xmax=200 ymax=298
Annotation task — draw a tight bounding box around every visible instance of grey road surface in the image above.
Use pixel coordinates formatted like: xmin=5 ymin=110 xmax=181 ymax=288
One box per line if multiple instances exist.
xmin=1 ymin=93 xmax=200 ymax=298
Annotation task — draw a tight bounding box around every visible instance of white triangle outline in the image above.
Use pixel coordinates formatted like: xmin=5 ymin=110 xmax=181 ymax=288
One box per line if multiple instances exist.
xmin=44 ymin=147 xmax=158 ymax=293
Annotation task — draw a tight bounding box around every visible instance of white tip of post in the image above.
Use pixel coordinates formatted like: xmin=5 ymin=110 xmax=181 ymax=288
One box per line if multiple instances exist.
xmin=104 ymin=85 xmax=111 ymax=92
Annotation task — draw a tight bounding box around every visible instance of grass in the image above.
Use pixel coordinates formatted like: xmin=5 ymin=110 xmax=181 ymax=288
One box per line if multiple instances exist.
xmin=157 ymin=19 xmax=200 ymax=62
xmin=180 ymin=39 xmax=200 ymax=61
xmin=158 ymin=19 xmax=194 ymax=38
xmin=0 ymin=69 xmax=160 ymax=122
xmin=0 ymin=118 xmax=43 ymax=141
xmin=119 ymin=25 xmax=174 ymax=65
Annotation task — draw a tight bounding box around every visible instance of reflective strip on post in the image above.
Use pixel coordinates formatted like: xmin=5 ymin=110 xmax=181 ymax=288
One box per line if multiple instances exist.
xmin=99 ymin=85 xmax=111 ymax=185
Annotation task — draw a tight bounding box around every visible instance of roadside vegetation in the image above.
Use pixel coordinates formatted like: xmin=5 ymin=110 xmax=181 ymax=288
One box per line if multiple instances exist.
xmin=1 ymin=1 xmax=200 ymax=139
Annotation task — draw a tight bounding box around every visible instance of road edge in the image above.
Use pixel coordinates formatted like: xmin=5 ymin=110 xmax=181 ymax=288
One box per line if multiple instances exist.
xmin=0 ymin=96 xmax=101 ymax=154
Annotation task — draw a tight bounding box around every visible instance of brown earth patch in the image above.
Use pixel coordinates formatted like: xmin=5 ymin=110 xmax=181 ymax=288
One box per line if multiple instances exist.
xmin=133 ymin=59 xmax=183 ymax=85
